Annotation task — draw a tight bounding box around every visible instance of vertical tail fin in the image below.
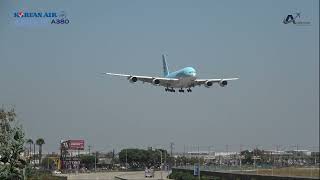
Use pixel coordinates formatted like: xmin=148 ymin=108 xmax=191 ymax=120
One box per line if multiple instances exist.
xmin=162 ymin=54 xmax=169 ymax=77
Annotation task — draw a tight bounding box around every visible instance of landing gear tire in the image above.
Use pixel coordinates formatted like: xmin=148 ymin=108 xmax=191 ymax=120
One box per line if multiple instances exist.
xmin=179 ymin=89 xmax=185 ymax=93
xmin=187 ymin=88 xmax=192 ymax=92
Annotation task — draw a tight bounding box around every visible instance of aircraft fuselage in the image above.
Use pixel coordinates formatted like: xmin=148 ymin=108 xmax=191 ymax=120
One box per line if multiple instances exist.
xmin=165 ymin=67 xmax=197 ymax=88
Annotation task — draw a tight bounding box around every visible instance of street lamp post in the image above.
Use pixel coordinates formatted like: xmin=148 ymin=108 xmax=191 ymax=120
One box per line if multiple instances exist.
xmin=156 ymin=149 xmax=163 ymax=179
xmin=198 ymin=145 xmax=200 ymax=180
xmin=160 ymin=150 xmax=163 ymax=180
xmin=94 ymin=151 xmax=97 ymax=172
xmin=126 ymin=149 xmax=128 ymax=171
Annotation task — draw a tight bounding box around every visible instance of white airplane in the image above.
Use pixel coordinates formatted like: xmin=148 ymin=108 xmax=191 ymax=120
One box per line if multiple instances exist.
xmin=102 ymin=55 xmax=239 ymax=92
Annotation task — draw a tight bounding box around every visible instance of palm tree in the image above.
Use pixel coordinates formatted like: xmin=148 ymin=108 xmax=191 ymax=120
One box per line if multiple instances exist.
xmin=36 ymin=138 xmax=45 ymax=165
xmin=26 ymin=139 xmax=33 ymax=158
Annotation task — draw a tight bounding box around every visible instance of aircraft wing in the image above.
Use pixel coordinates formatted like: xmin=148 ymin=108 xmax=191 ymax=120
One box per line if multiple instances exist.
xmin=102 ymin=73 xmax=179 ymax=87
xmin=195 ymin=78 xmax=239 ymax=86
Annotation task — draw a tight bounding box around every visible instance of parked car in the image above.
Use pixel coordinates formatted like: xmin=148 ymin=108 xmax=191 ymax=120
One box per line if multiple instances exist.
xmin=145 ymin=167 xmax=154 ymax=178
xmin=53 ymin=170 xmax=62 ymax=174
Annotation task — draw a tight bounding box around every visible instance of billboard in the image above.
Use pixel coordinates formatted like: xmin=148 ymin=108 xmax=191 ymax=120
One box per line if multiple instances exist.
xmin=61 ymin=140 xmax=85 ymax=150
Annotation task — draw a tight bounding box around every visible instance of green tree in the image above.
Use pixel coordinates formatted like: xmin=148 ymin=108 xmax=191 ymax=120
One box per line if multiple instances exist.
xmin=241 ymin=150 xmax=253 ymax=165
xmin=252 ymin=148 xmax=265 ymax=165
xmin=0 ymin=107 xmax=27 ymax=179
xmin=0 ymin=108 xmax=16 ymax=133
xmin=41 ymin=156 xmax=55 ymax=170
xmin=36 ymin=138 xmax=45 ymax=165
xmin=118 ymin=148 xmax=170 ymax=169
xmin=80 ymin=154 xmax=97 ymax=169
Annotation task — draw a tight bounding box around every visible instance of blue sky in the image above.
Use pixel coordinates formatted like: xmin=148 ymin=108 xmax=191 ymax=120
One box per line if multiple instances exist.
xmin=0 ymin=0 xmax=318 ymax=153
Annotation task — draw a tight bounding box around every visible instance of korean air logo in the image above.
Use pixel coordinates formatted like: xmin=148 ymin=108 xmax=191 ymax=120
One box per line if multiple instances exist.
xmin=14 ymin=11 xmax=58 ymax=18
xmin=13 ymin=10 xmax=70 ymax=26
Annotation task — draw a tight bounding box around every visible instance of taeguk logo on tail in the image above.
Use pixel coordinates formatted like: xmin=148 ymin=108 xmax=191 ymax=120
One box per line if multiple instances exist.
xmin=17 ymin=11 xmax=24 ymax=17
xmin=13 ymin=10 xmax=70 ymax=25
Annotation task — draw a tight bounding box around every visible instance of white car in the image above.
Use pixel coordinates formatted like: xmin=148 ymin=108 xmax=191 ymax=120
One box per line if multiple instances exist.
xmin=145 ymin=168 xmax=154 ymax=178
xmin=53 ymin=170 xmax=62 ymax=174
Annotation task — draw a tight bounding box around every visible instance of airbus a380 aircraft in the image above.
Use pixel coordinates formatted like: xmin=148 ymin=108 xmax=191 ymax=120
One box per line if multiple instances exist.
xmin=102 ymin=55 xmax=239 ymax=93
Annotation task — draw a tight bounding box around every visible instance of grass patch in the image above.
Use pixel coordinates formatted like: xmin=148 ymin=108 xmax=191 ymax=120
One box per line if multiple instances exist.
xmin=256 ymin=167 xmax=320 ymax=178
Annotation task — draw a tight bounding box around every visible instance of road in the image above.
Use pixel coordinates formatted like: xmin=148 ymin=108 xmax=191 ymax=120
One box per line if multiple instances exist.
xmin=61 ymin=171 xmax=171 ymax=180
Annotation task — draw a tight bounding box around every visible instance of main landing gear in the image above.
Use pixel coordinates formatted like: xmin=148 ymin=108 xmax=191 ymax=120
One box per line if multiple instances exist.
xmin=165 ymin=88 xmax=192 ymax=93
xmin=165 ymin=88 xmax=175 ymax=92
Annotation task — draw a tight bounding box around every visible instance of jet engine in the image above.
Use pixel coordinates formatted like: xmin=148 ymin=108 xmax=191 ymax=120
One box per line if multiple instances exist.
xmin=129 ymin=76 xmax=138 ymax=83
xmin=204 ymin=81 xmax=213 ymax=88
xmin=219 ymin=80 xmax=228 ymax=87
xmin=152 ymin=79 xmax=160 ymax=85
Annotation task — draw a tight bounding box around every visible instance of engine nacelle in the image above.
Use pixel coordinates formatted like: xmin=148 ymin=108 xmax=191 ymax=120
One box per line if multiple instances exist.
xmin=219 ymin=80 xmax=228 ymax=87
xmin=204 ymin=81 xmax=213 ymax=88
xmin=129 ymin=76 xmax=138 ymax=83
xmin=152 ymin=78 xmax=160 ymax=85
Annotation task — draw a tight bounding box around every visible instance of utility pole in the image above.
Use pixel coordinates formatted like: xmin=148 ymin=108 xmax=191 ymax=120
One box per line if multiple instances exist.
xmin=159 ymin=150 xmax=163 ymax=180
xmin=164 ymin=150 xmax=167 ymax=170
xmin=88 ymin=145 xmax=91 ymax=155
xmin=253 ymin=145 xmax=257 ymax=169
xmin=170 ymin=142 xmax=174 ymax=157
xmin=296 ymin=144 xmax=299 ymax=156
xmin=226 ymin=144 xmax=229 ymax=167
xmin=239 ymin=144 xmax=242 ymax=170
xmin=183 ymin=145 xmax=186 ymax=167
xmin=272 ymin=145 xmax=277 ymax=176
xmin=94 ymin=151 xmax=97 ymax=172
xmin=125 ymin=149 xmax=128 ymax=171
xmin=198 ymin=145 xmax=200 ymax=180
xmin=34 ymin=143 xmax=36 ymax=167
xmin=276 ymin=144 xmax=281 ymax=167
xmin=295 ymin=144 xmax=299 ymax=166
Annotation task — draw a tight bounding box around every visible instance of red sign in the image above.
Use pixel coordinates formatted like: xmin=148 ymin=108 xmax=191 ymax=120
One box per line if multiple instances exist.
xmin=64 ymin=140 xmax=84 ymax=150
